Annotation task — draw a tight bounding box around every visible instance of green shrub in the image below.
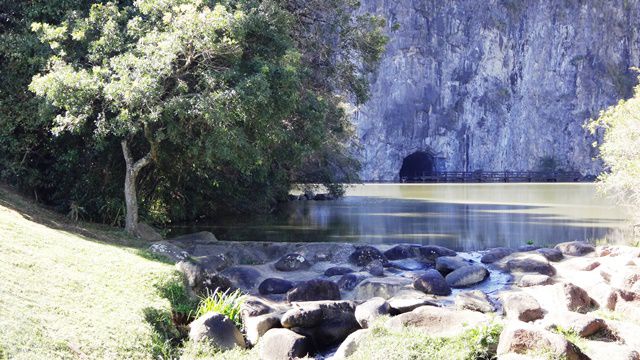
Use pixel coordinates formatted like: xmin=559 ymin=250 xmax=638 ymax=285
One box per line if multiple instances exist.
xmin=196 ymin=289 xmax=246 ymax=328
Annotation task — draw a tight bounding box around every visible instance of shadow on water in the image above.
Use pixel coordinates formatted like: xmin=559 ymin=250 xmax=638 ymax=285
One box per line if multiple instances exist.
xmin=168 ymin=184 xmax=632 ymax=252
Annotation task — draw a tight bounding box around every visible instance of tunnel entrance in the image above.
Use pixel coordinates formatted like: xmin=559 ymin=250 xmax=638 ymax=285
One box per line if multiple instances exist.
xmin=399 ymin=151 xmax=435 ymax=181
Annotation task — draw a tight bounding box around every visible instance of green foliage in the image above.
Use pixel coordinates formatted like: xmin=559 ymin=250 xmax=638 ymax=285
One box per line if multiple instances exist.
xmin=196 ymin=288 xmax=245 ymax=328
xmin=155 ymin=274 xmax=198 ymax=317
xmin=4 ymin=0 xmax=387 ymax=226
xmin=588 ymin=71 xmax=640 ymax=217
xmin=350 ymin=318 xmax=503 ymax=360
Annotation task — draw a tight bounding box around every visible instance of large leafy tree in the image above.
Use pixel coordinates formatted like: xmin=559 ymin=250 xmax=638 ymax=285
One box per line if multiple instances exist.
xmin=30 ymin=0 xmax=386 ymax=235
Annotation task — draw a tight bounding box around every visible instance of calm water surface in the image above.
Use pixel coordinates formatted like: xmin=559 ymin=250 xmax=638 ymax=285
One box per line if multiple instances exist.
xmin=173 ymin=184 xmax=632 ymax=251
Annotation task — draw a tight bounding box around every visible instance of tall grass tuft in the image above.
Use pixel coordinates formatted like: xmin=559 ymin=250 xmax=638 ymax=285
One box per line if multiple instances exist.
xmin=196 ymin=288 xmax=246 ymax=328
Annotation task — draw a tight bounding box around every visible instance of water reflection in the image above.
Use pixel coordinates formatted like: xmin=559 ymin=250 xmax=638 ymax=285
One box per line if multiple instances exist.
xmin=171 ymin=184 xmax=632 ymax=251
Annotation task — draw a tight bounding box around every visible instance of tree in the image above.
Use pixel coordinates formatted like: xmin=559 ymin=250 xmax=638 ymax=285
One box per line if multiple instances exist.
xmin=588 ymin=70 xmax=640 ymax=212
xmin=29 ymin=0 xmax=386 ymax=234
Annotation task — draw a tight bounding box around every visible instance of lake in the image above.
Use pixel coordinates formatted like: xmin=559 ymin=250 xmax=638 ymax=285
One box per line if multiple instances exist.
xmin=171 ymin=183 xmax=633 ymax=251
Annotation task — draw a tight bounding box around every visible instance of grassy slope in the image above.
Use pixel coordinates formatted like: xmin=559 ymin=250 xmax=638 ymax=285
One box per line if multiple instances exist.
xmin=0 ymin=185 xmax=176 ymax=359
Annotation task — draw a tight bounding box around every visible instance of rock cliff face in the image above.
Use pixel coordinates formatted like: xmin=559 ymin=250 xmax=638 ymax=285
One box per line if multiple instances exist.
xmin=354 ymin=0 xmax=640 ymax=180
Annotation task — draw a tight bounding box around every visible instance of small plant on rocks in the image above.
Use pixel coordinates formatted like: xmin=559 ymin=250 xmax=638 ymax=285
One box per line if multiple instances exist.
xmin=196 ymin=288 xmax=246 ymax=328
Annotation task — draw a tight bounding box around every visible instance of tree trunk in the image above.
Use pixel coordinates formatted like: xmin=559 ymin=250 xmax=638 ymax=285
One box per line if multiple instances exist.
xmin=121 ymin=139 xmax=152 ymax=236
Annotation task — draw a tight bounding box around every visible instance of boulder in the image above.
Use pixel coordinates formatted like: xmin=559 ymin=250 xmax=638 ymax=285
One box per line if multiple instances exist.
xmin=497 ymin=321 xmax=588 ymax=360
xmin=384 ymin=244 xmax=421 ymax=260
xmin=197 ymin=254 xmax=232 ymax=273
xmin=481 ymin=247 xmax=514 ymax=264
xmin=281 ymin=300 xmax=359 ymax=348
xmin=349 ymin=245 xmax=387 ymax=266
xmin=258 ymin=328 xmax=310 ymax=360
xmin=455 ymin=290 xmax=495 ymax=313
xmin=362 ymin=259 xmax=384 ymax=276
xmin=168 ymin=231 xmax=217 ymax=245
xmin=176 ymin=260 xmax=232 ymax=295
xmin=136 ymin=222 xmax=163 ymax=241
xmin=333 ymin=329 xmax=370 ymax=360
xmin=337 ymin=272 xmax=368 ymax=291
xmin=413 ymin=269 xmax=452 ymax=296
xmin=555 ymin=241 xmax=595 ymax=256
xmin=244 ymin=312 xmax=283 ymax=346
xmin=148 ymin=241 xmax=190 ymax=262
xmin=241 ymin=296 xmax=286 ymax=318
xmin=258 ymin=278 xmax=295 ymax=295
xmin=536 ymin=247 xmax=564 ymax=262
xmin=220 ymin=266 xmax=262 ymax=290
xmin=543 ymin=312 xmax=607 ymax=338
xmin=274 ymin=253 xmax=311 ymax=272
xmin=324 ymin=266 xmax=355 ymax=277
xmin=435 ymin=256 xmax=469 ymax=275
xmin=388 ymin=258 xmax=430 ymax=271
xmin=558 ymin=282 xmax=597 ymax=313
xmin=445 ymin=264 xmax=489 ymax=288
xmin=387 ymin=290 xmax=439 ymax=314
xmin=518 ymin=245 xmax=541 ymax=252
xmin=355 ymin=297 xmax=390 ymax=328
xmin=418 ymin=245 xmax=457 ymax=261
xmin=506 ymin=254 xmax=556 ymax=276
xmin=517 ymin=274 xmax=553 ymax=287
xmin=596 ymin=245 xmax=640 ymax=258
xmin=502 ymin=292 xmax=544 ymax=322
xmin=353 ymin=277 xmax=412 ymax=300
xmin=386 ymin=306 xmax=488 ymax=337
xmin=286 ymin=279 xmax=341 ymax=302
xmin=574 ymin=259 xmax=601 ymax=271
xmin=188 ymin=312 xmax=245 ymax=350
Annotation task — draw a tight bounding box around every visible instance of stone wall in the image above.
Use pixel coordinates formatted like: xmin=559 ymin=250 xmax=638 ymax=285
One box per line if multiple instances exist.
xmin=354 ymin=0 xmax=640 ymax=180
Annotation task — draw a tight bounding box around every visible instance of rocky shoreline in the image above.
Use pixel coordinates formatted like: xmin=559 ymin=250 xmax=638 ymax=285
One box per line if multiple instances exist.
xmin=150 ymin=234 xmax=640 ymax=359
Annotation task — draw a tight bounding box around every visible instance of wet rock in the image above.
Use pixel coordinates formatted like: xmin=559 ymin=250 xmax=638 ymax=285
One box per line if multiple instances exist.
xmin=324 ymin=266 xmax=354 ymax=277
xmin=149 ymin=241 xmax=190 ymax=262
xmin=555 ymin=241 xmax=595 ymax=256
xmin=518 ymin=274 xmax=553 ymax=287
xmin=506 ymin=254 xmax=556 ymax=276
xmin=388 ymin=258 xmax=429 ymax=271
xmin=337 ymin=272 xmax=368 ymax=291
xmin=413 ymin=269 xmax=452 ymax=296
xmin=558 ymin=282 xmax=597 ymax=313
xmin=355 ymin=297 xmax=390 ymax=328
xmin=244 ymin=312 xmax=282 ymax=346
xmin=362 ymin=259 xmax=384 ymax=276
xmin=274 ymin=253 xmax=311 ymax=272
xmin=333 ymin=329 xmax=369 ymax=360
xmin=294 ymin=243 xmax=355 ymax=263
xmin=518 ymin=245 xmax=541 ymax=252
xmin=386 ymin=306 xmax=488 ymax=337
xmin=418 ymin=245 xmax=457 ymax=261
xmin=445 ymin=264 xmax=489 ymax=288
xmin=435 ymin=256 xmax=469 ymax=275
xmin=188 ymin=312 xmax=245 ymax=350
xmin=349 ymin=245 xmax=387 ymax=266
xmin=481 ymin=247 xmax=514 ymax=264
xmin=353 ymin=277 xmax=412 ymax=300
xmin=286 ymin=279 xmax=340 ymax=302
xmin=387 ymin=289 xmax=439 ymax=314
xmin=502 ymin=292 xmax=544 ymax=322
xmin=497 ymin=321 xmax=588 ymax=360
xmin=537 ymin=248 xmax=564 ymax=262
xmin=220 ymin=266 xmax=262 ymax=290
xmin=455 ymin=290 xmax=495 ymax=313
xmin=241 ymin=296 xmax=286 ymax=318
xmin=384 ymin=244 xmax=421 ymax=260
xmin=258 ymin=278 xmax=294 ymax=295
xmin=259 ymin=328 xmax=310 ymax=360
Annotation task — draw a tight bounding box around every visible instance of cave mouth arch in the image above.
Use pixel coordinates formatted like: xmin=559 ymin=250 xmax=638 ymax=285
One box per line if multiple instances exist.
xmin=399 ymin=151 xmax=435 ymax=180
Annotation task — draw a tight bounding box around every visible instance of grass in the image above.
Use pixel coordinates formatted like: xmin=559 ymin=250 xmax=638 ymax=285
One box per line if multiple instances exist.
xmin=0 ymin=185 xmax=178 ymax=359
xmin=196 ymin=289 xmax=246 ymax=328
xmin=348 ymin=318 xmax=503 ymax=360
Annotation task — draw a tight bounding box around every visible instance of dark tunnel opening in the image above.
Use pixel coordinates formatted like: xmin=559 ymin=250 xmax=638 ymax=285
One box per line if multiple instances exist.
xmin=399 ymin=151 xmax=435 ymax=180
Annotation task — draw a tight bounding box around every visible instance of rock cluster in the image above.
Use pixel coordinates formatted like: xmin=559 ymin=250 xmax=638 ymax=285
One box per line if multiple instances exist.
xmin=148 ymin=237 xmax=640 ymax=359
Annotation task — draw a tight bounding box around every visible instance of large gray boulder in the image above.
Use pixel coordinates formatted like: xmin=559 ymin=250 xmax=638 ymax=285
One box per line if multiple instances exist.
xmin=445 ymin=264 xmax=489 ymax=288
xmin=333 ymin=329 xmax=370 ymax=360
xmin=387 ymin=290 xmax=439 ymax=314
xmin=418 ymin=245 xmax=457 ymax=261
xmin=555 ymin=241 xmax=595 ymax=256
xmin=188 ymin=312 xmax=245 ymax=350
xmin=497 ymin=321 xmax=588 ymax=360
xmin=506 ymin=254 xmax=556 ymax=276
xmin=258 ymin=328 xmax=310 ymax=360
xmin=517 ymin=274 xmax=553 ymax=287
xmin=455 ymin=290 xmax=495 ymax=313
xmin=481 ymin=247 xmax=514 ymax=264
xmin=386 ymin=306 xmax=488 ymax=337
xmin=557 ymin=282 xmax=597 ymax=313
xmin=244 ymin=312 xmax=283 ymax=347
xmin=349 ymin=245 xmax=387 ymax=266
xmin=337 ymin=272 xmax=368 ymax=291
xmin=281 ymin=301 xmax=359 ymax=348
xmin=502 ymin=292 xmax=544 ymax=322
xmin=384 ymin=244 xmax=421 ymax=260
xmin=353 ymin=277 xmax=412 ymax=300
xmin=149 ymin=241 xmax=190 ymax=262
xmin=175 ymin=260 xmax=232 ymax=295
xmin=220 ymin=266 xmax=262 ymax=290
xmin=413 ymin=269 xmax=452 ymax=296
xmin=274 ymin=253 xmax=311 ymax=272
xmin=536 ymin=248 xmax=564 ymax=262
xmin=355 ymin=297 xmax=390 ymax=328
xmin=258 ymin=278 xmax=294 ymax=295
xmin=286 ymin=279 xmax=340 ymax=302
xmin=435 ymin=256 xmax=469 ymax=275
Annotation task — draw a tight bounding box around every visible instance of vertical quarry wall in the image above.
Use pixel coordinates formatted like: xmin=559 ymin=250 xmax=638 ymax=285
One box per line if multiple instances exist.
xmin=354 ymin=0 xmax=640 ymax=180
